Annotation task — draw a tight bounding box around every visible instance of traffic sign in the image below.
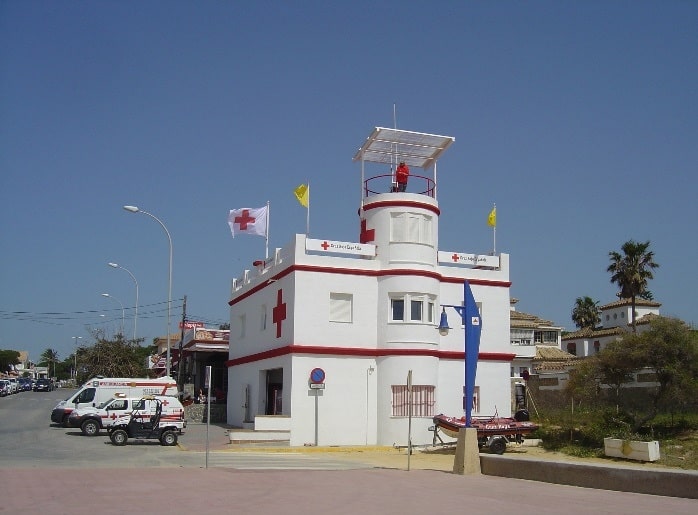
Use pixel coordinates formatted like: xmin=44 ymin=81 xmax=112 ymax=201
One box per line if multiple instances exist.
xmin=310 ymin=368 xmax=326 ymax=384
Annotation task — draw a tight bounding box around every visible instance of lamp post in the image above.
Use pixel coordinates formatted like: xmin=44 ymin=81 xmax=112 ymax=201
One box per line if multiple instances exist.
xmin=123 ymin=205 xmax=173 ymax=377
xmin=72 ymin=336 xmax=82 ymax=381
xmin=108 ymin=262 xmax=139 ymax=341
xmin=438 ymin=281 xmax=483 ymax=475
xmin=101 ymin=293 xmax=125 ymax=336
xmin=437 ymin=281 xmax=482 ymax=428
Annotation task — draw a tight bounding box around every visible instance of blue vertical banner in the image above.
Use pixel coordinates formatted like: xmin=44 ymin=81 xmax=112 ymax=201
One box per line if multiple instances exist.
xmin=463 ymin=280 xmax=482 ymax=427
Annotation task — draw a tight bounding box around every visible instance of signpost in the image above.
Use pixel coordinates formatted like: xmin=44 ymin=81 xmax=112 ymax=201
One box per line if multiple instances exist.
xmin=309 ymin=368 xmax=325 ymax=446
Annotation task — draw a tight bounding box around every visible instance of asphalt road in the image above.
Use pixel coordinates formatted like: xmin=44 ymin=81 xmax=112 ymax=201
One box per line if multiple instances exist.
xmin=1 ymin=388 xmax=696 ymax=514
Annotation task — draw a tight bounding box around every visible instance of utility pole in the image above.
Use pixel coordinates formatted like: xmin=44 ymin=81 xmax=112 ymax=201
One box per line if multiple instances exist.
xmin=177 ymin=295 xmax=187 ymax=393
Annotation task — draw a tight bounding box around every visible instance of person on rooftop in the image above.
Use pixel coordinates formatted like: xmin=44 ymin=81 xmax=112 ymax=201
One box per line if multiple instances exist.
xmin=396 ymin=161 xmax=409 ymax=192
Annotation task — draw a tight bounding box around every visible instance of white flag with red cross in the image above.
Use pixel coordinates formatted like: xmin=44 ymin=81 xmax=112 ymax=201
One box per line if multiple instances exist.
xmin=228 ymin=206 xmax=268 ymax=238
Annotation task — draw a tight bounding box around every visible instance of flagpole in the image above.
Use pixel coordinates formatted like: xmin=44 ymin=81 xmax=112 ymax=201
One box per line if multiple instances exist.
xmin=265 ymin=200 xmax=270 ymax=259
xmin=306 ymin=182 xmax=310 ymax=236
xmin=492 ymin=203 xmax=496 ymax=255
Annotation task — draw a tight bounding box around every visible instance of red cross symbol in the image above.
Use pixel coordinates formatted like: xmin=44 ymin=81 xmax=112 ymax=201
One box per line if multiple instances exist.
xmin=161 ymin=399 xmax=170 ymax=406
xmin=360 ymin=219 xmax=375 ymax=244
xmin=234 ymin=209 xmax=256 ymax=230
xmin=321 ymin=241 xmax=330 ymax=251
xmin=272 ymin=289 xmax=287 ymax=338
xmin=109 ymin=412 xmax=118 ymax=420
xmin=451 ymin=253 xmax=459 ymax=262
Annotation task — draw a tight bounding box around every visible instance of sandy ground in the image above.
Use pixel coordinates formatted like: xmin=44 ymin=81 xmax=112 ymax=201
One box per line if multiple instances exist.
xmin=248 ymin=441 xmax=677 ymax=471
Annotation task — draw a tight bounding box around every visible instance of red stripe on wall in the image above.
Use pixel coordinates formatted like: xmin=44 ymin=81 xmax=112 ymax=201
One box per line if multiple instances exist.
xmin=229 ymin=265 xmax=511 ymax=306
xmin=362 ymin=200 xmax=441 ymax=216
xmin=226 ymin=345 xmax=515 ymax=367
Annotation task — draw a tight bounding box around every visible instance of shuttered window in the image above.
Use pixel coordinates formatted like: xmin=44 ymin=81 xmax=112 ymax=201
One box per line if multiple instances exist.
xmin=330 ymin=293 xmax=352 ymax=323
xmin=391 ymin=385 xmax=436 ymax=417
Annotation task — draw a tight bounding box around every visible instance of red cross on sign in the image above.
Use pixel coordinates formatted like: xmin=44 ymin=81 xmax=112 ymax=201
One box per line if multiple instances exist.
xmin=272 ymin=289 xmax=287 ymax=338
xmin=234 ymin=209 xmax=256 ymax=230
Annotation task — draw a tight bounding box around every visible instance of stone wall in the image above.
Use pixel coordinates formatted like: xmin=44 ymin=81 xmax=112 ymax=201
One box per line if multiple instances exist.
xmin=185 ymin=402 xmax=226 ymax=424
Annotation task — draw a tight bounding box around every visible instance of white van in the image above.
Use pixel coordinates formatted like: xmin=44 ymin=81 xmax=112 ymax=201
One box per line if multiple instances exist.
xmin=51 ymin=377 xmax=178 ymax=427
xmin=68 ymin=394 xmax=186 ymax=436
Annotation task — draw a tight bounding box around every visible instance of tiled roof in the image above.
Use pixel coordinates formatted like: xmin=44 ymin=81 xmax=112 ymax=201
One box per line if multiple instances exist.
xmin=510 ymin=310 xmax=555 ymax=328
xmin=561 ymin=326 xmax=626 ymax=340
xmin=534 ymin=346 xmax=577 ymax=361
xmin=532 ymin=346 xmax=578 ymax=372
xmin=600 ymin=298 xmax=661 ymax=310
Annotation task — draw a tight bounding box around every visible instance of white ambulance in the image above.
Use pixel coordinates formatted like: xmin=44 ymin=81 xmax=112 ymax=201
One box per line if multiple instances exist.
xmin=50 ymin=376 xmax=178 ymax=427
xmin=67 ymin=394 xmax=186 ymax=436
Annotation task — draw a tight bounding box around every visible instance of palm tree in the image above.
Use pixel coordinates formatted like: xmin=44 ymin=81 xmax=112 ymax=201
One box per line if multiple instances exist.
xmin=40 ymin=348 xmax=59 ymax=378
xmin=607 ymin=240 xmax=659 ymax=332
xmin=571 ymin=296 xmax=601 ymax=330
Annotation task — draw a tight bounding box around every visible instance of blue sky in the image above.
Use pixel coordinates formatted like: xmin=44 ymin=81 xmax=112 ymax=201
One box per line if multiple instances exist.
xmin=1 ymin=1 xmax=696 ymax=363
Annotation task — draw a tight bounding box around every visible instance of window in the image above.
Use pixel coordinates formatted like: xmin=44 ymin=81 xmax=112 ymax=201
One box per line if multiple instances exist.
xmin=511 ymin=329 xmax=533 ymax=346
xmin=391 ymin=299 xmax=404 ymax=321
xmin=390 ymin=212 xmax=433 ymax=245
xmin=76 ymin=388 xmax=96 ymax=403
xmin=534 ymin=330 xmax=558 ymax=344
xmin=391 ymin=385 xmax=435 ymax=417
xmin=410 ymin=300 xmax=423 ymax=321
xmin=593 ymin=341 xmax=600 ymax=353
xmin=391 ymin=294 xmax=436 ymax=323
xmin=330 ymin=293 xmax=353 ymax=323
xmin=260 ymin=305 xmax=267 ymax=331
xmin=567 ymin=342 xmax=577 ymax=356
xmin=239 ymin=314 xmax=246 ymax=338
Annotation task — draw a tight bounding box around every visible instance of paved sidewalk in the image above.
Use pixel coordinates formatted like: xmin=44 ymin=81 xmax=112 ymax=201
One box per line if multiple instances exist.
xmin=3 ymin=422 xmax=696 ymax=513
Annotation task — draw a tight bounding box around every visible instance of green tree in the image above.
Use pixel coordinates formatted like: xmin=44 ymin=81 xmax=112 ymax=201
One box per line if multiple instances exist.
xmin=607 ymin=240 xmax=659 ymax=332
xmin=571 ymin=296 xmax=601 ymax=330
xmin=79 ymin=332 xmax=150 ymax=379
xmin=40 ymin=348 xmax=59 ymax=378
xmin=0 ymin=349 xmax=21 ymax=374
xmin=566 ymin=317 xmax=698 ymax=432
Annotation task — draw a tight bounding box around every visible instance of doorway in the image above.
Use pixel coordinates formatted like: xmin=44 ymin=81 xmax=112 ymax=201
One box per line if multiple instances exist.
xmin=265 ymin=368 xmax=283 ymax=415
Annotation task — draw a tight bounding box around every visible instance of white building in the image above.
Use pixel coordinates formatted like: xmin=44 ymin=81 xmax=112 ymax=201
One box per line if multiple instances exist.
xmin=562 ymin=298 xmax=661 ymax=357
xmin=226 ymin=126 xmax=515 ymax=447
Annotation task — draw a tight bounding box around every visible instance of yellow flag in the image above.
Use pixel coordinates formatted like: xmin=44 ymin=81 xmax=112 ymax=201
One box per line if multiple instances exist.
xmin=487 ymin=206 xmax=496 ymax=227
xmin=294 ymin=183 xmax=309 ymax=207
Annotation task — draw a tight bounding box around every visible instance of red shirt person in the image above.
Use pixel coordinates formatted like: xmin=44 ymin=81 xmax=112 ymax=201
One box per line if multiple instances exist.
xmin=396 ymin=162 xmax=410 ymax=192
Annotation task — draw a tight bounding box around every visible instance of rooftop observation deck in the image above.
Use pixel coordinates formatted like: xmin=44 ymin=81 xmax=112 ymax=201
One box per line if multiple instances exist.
xmin=352 ymin=127 xmax=455 ymax=201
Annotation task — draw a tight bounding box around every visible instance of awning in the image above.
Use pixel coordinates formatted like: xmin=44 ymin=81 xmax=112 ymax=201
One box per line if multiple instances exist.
xmin=352 ymin=127 xmax=455 ymax=169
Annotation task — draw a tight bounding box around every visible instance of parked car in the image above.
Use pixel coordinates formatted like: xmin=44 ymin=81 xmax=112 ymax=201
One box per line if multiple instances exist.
xmin=7 ymin=378 xmax=19 ymax=394
xmin=34 ymin=378 xmax=54 ymax=392
xmin=18 ymin=378 xmax=33 ymax=391
xmin=0 ymin=380 xmax=10 ymax=397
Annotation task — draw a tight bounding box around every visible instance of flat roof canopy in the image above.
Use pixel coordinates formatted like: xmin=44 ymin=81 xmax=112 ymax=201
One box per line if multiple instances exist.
xmin=353 ymin=127 xmax=455 ymax=169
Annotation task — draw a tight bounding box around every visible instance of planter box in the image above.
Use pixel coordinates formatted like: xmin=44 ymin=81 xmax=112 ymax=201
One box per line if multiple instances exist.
xmin=603 ymin=437 xmax=660 ymax=462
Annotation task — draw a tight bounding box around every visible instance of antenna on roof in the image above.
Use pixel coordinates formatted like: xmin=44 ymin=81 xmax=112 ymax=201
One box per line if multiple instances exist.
xmin=391 ymin=103 xmax=398 ymax=177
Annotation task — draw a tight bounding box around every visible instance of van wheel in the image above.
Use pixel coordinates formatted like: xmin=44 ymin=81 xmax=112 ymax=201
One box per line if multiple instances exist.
xmin=81 ymin=419 xmax=100 ymax=436
xmin=489 ymin=437 xmax=507 ymax=455
xmin=110 ymin=429 xmax=128 ymax=446
xmin=160 ymin=430 xmax=178 ymax=446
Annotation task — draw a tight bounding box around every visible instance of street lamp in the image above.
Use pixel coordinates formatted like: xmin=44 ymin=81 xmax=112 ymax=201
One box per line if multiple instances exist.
xmin=108 ymin=262 xmax=139 ymax=341
xmin=123 ymin=205 xmax=173 ymax=377
xmin=101 ymin=293 xmax=125 ymax=336
xmin=437 ymin=281 xmax=482 ymax=428
xmin=72 ymin=336 xmax=82 ymax=381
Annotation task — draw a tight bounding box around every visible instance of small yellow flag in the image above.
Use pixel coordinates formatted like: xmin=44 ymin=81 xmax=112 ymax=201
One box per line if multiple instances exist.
xmin=487 ymin=206 xmax=496 ymax=227
xmin=294 ymin=183 xmax=309 ymax=208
